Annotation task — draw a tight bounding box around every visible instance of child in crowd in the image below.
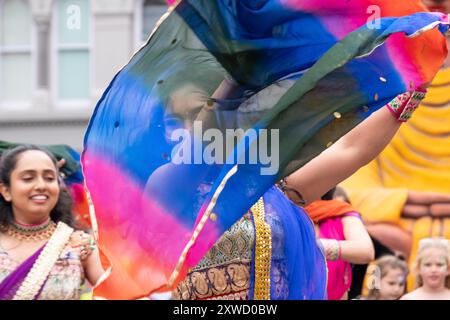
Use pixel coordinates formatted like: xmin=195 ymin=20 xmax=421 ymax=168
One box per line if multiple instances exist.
xmin=364 ymin=255 xmax=408 ymax=300
xmin=401 ymin=238 xmax=450 ymax=300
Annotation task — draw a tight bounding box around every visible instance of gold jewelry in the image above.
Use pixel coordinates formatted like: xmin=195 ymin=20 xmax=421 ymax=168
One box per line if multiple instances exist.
xmin=12 ymin=217 xmax=51 ymax=232
xmin=0 ymin=236 xmax=22 ymax=251
xmin=3 ymin=221 xmax=56 ymax=242
xmin=13 ymin=222 xmax=74 ymax=300
xmin=251 ymin=197 xmax=272 ymax=300
xmin=278 ymin=177 xmax=306 ymax=206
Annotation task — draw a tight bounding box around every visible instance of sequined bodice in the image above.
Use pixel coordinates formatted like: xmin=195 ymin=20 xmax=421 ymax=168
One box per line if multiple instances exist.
xmin=173 ymin=213 xmax=254 ymax=300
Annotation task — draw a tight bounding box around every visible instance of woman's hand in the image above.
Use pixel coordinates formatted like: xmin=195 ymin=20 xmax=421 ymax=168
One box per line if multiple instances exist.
xmin=69 ymin=231 xmax=96 ymax=260
xmin=69 ymin=231 xmax=105 ymax=286
xmin=57 ymin=158 xmax=66 ymax=169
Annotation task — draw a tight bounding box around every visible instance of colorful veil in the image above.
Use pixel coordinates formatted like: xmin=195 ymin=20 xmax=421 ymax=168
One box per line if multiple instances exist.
xmin=82 ymin=1 xmax=449 ymax=299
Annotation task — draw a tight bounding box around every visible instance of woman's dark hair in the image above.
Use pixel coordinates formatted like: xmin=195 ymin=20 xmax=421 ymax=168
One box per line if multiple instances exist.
xmin=333 ymin=186 xmax=351 ymax=203
xmin=0 ymin=145 xmax=75 ymax=228
xmin=321 ymin=187 xmax=336 ymax=200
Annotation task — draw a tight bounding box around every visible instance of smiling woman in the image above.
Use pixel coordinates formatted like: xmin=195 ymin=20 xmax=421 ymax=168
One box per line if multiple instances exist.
xmin=0 ymin=145 xmax=104 ymax=300
xmin=2 ymin=150 xmax=63 ymax=225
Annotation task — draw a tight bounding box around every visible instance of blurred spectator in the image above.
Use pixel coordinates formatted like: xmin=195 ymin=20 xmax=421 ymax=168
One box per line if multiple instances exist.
xmin=363 ymin=255 xmax=408 ymax=300
xmin=305 ymin=187 xmax=375 ymax=300
xmin=401 ymin=238 xmax=450 ymax=300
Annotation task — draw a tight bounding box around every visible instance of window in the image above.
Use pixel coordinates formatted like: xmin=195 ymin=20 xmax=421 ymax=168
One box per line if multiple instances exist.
xmin=53 ymin=0 xmax=91 ymax=107
xmin=0 ymin=0 xmax=35 ymax=108
xmin=135 ymin=0 xmax=167 ymax=48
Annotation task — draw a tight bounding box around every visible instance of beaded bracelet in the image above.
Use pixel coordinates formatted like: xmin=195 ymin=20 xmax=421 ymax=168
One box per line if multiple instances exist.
xmin=386 ymin=89 xmax=427 ymax=122
xmin=337 ymin=240 xmax=342 ymax=260
xmin=321 ymin=239 xmax=341 ymax=261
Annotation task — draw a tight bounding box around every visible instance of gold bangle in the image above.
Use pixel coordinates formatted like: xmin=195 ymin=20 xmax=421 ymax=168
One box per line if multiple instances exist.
xmin=278 ymin=177 xmax=306 ymax=206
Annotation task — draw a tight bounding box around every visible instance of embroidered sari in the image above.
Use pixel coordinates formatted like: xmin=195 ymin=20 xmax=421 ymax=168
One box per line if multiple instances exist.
xmin=0 ymin=222 xmax=76 ymax=300
xmin=174 ymin=186 xmax=327 ymax=300
xmin=0 ymin=245 xmax=45 ymax=300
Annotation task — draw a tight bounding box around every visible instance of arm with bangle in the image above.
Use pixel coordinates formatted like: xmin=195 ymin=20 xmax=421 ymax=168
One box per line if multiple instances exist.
xmin=281 ymin=88 xmax=427 ymax=206
xmin=319 ymin=215 xmax=374 ymax=263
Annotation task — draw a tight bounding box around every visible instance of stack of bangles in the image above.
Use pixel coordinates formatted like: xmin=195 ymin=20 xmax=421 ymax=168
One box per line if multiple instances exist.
xmin=320 ymin=239 xmax=342 ymax=261
xmin=385 ymin=88 xmax=427 ymax=122
xmin=80 ymin=237 xmax=97 ymax=260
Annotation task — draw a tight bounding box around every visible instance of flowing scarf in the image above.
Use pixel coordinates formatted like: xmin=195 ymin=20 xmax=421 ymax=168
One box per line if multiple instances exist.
xmin=82 ymin=1 xmax=449 ymax=299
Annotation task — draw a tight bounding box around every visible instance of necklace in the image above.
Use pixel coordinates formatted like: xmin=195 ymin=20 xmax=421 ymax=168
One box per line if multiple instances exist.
xmin=13 ymin=217 xmax=51 ymax=232
xmin=0 ymin=236 xmax=22 ymax=251
xmin=2 ymin=219 xmax=56 ymax=242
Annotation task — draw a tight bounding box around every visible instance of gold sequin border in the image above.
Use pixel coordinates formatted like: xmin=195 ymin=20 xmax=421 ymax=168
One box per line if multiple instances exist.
xmin=251 ymin=197 xmax=272 ymax=300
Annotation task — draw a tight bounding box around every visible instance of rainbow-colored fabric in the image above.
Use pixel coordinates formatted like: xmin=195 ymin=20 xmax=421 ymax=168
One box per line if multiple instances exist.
xmin=82 ymin=1 xmax=449 ymax=299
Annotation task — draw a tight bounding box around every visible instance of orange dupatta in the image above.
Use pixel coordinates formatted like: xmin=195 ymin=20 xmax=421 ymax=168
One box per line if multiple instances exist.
xmin=305 ymin=200 xmax=358 ymax=224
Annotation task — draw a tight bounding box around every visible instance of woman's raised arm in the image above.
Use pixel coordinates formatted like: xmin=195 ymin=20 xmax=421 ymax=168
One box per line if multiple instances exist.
xmin=286 ymin=106 xmax=403 ymax=205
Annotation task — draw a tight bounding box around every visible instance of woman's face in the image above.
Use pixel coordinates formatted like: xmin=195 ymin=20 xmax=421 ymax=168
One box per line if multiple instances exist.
xmin=419 ymin=248 xmax=449 ymax=289
xmin=0 ymin=150 xmax=60 ymax=223
xmin=379 ymin=267 xmax=406 ymax=300
xmin=163 ymin=84 xmax=206 ymax=142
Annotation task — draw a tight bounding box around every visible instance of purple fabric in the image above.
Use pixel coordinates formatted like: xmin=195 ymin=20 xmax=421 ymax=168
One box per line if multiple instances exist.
xmin=0 ymin=244 xmax=46 ymax=300
xmin=319 ymin=212 xmax=361 ymax=300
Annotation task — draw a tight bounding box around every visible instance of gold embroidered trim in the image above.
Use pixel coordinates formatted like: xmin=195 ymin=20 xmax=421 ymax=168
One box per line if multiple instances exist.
xmin=251 ymin=198 xmax=272 ymax=300
xmin=13 ymin=222 xmax=74 ymax=300
xmin=173 ymin=260 xmax=251 ymax=300
xmin=168 ymin=165 xmax=238 ymax=287
xmin=208 ymin=290 xmax=249 ymax=300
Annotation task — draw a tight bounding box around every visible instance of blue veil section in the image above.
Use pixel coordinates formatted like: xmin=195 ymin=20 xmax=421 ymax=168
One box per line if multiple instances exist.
xmin=248 ymin=187 xmax=327 ymax=300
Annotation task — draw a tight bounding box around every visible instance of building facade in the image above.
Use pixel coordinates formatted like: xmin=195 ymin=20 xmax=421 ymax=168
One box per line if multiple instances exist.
xmin=0 ymin=0 xmax=167 ymax=150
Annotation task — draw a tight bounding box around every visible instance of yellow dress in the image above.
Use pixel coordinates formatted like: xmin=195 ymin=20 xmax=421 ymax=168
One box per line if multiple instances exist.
xmin=340 ymin=67 xmax=450 ymax=290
